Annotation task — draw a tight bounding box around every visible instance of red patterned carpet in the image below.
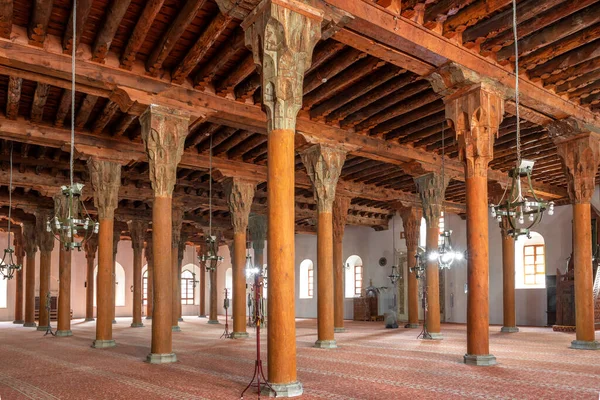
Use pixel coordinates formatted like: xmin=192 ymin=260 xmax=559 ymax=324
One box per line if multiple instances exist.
xmin=0 ymin=318 xmax=598 ymax=399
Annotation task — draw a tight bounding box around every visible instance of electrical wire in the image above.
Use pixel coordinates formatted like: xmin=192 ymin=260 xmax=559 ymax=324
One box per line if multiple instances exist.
xmin=512 ymin=0 xmax=521 ymax=169
xmin=70 ymin=0 xmax=76 ymax=190
xmin=7 ymin=142 xmax=12 ymax=249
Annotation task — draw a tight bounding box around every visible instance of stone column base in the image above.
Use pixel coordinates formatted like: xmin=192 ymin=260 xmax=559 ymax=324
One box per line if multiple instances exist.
xmin=112 ymin=320 xmax=117 ymax=324
xmin=146 ymin=352 xmax=177 ymax=364
xmin=231 ymin=331 xmax=249 ymax=339
xmin=207 ymin=319 xmax=220 ymax=324
xmin=13 ymin=320 xmax=24 ymax=324
xmin=36 ymin=326 xmax=49 ymax=331
xmin=464 ymin=354 xmax=497 ymax=366
xmin=198 ymin=315 xmax=207 ymax=318
xmin=145 ymin=316 xmax=152 ymax=320
xmin=261 ymin=381 xmax=303 ymax=398
xmin=570 ymin=340 xmax=600 ymax=350
xmin=314 ymin=340 xmax=337 ymax=349
xmin=172 ymin=326 xmax=181 ymax=332
xmin=178 ymin=317 xmax=184 ymax=322
xmin=92 ymin=339 xmax=116 ymax=349
xmin=56 ymin=330 xmax=73 ymax=337
xmin=131 ymin=322 xmax=144 ymax=328
xmin=404 ymin=323 xmax=419 ymax=329
xmin=425 ymin=332 xmax=443 ymax=340
xmin=334 ymin=327 xmax=346 ymax=333
xmin=23 ymin=322 xmax=37 ymax=328
xmin=84 ymin=318 xmax=95 ymax=322
xmin=501 ymin=326 xmax=519 ymax=333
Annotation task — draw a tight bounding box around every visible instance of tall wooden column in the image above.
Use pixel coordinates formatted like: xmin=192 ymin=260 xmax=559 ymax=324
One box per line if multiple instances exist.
xmin=332 ymin=196 xmax=350 ymax=333
xmin=129 ymin=220 xmax=147 ymax=328
xmin=112 ymin=228 xmax=120 ymax=323
xmin=35 ymin=210 xmax=54 ymax=331
xmin=13 ymin=229 xmax=24 ymax=324
xmin=224 ymin=177 xmax=256 ymax=339
xmin=22 ymin=221 xmax=37 ymax=327
xmin=145 ymin=235 xmax=154 ymax=320
xmin=399 ymin=205 xmax=422 ymax=328
xmin=54 ymin=193 xmax=73 ymax=337
xmin=301 ymin=145 xmax=346 ymax=348
xmin=172 ymin=208 xmax=184 ymax=332
xmin=446 ymin=82 xmax=504 ymax=365
xmin=89 ymin=159 xmax=121 ymax=348
xmin=414 ymin=172 xmax=448 ymax=339
xmin=499 ymin=217 xmax=518 ymax=333
xmin=140 ymin=104 xmax=189 ymax=364
xmin=207 ymin=231 xmax=221 ymax=324
xmin=177 ymin=233 xmax=187 ymax=322
xmin=548 ymin=118 xmax=600 ymax=350
xmin=243 ymin=1 xmax=321 ymax=393
xmin=84 ymin=236 xmax=98 ymax=322
xmin=197 ymin=242 xmax=207 ymax=318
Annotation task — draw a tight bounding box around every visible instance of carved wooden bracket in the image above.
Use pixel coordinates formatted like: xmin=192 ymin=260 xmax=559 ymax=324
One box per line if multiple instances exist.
xmin=128 ymin=220 xmax=148 ymax=252
xmin=88 ymin=159 xmax=121 ymax=220
xmin=84 ymin=234 xmax=98 ymax=260
xmin=22 ymin=221 xmax=37 ymax=256
xmin=243 ymin=0 xmax=323 ymax=131
xmin=398 ymin=204 xmax=421 ymax=249
xmin=300 ymin=144 xmax=347 ymax=213
xmin=332 ymin=195 xmax=351 ymax=240
xmin=35 ymin=210 xmax=54 ymax=253
xmin=548 ymin=118 xmax=600 ymax=204
xmin=223 ymin=177 xmax=256 ymax=234
xmin=414 ymin=172 xmax=449 ymax=227
xmin=140 ymin=105 xmax=189 ymax=197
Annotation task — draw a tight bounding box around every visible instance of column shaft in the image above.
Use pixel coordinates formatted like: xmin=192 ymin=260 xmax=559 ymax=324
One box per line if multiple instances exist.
xmin=501 ymin=231 xmax=517 ymax=331
xmin=13 ymin=248 xmax=24 ymax=323
xmin=37 ymin=250 xmax=51 ymax=329
xmin=132 ymin=245 xmax=143 ymax=327
xmin=171 ymin=246 xmax=179 ymax=330
xmin=94 ymin=218 xmax=114 ymax=346
xmin=316 ymin=212 xmax=335 ymax=346
xmin=199 ymin=256 xmax=206 ymax=317
xmin=332 ymin=232 xmax=344 ymax=329
xmin=209 ymin=265 xmax=218 ymax=322
xmin=86 ymin=255 xmax=94 ymax=321
xmin=56 ymin=247 xmax=72 ymax=335
xmin=426 ymin=223 xmax=441 ymax=334
xmin=573 ymin=203 xmax=595 ymax=342
xmin=24 ymin=251 xmax=36 ymax=326
xmin=407 ymin=240 xmax=419 ymax=326
xmin=233 ymin=232 xmax=247 ymax=335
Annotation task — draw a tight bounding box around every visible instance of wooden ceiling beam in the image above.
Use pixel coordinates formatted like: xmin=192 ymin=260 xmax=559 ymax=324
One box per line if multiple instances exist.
xmin=63 ymin=0 xmax=93 ymax=54
xmin=234 ymin=75 xmax=260 ymax=102
xmin=74 ymin=94 xmax=99 ymax=129
xmin=120 ymin=0 xmax=166 ymax=70
xmin=556 ymin=69 xmax=600 ymax=95
xmin=303 ymin=48 xmax=366 ymax=95
xmin=543 ymin=56 xmax=600 ymax=89
xmin=443 ymin=0 xmax=511 ymax=37
xmin=424 ymin=0 xmax=475 ymax=25
xmin=112 ymin=114 xmax=137 ymax=137
xmin=227 ymin=134 xmax=266 ymax=160
xmin=55 ymin=89 xmax=72 ymax=128
xmin=28 ymin=0 xmax=53 ymax=47
xmin=0 ymin=0 xmax=12 ymax=39
xmin=93 ymin=101 xmax=120 ymax=134
xmin=385 ymin=111 xmax=445 ymax=141
xmin=192 ymin=29 xmax=245 ymax=89
xmin=91 ymin=0 xmax=132 ymax=63
xmin=215 ymin=55 xmax=256 ymax=96
xmin=30 ymin=82 xmax=49 ymax=123
xmin=6 ymin=76 xmax=22 ymax=120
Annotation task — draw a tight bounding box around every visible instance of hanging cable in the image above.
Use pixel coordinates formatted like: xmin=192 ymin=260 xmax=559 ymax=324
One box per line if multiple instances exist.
xmin=512 ymin=0 xmax=520 ymax=169
xmin=7 ymin=142 xmax=12 ymax=250
xmin=209 ymin=132 xmax=213 ymax=237
xmin=70 ymin=0 xmax=76 ymax=190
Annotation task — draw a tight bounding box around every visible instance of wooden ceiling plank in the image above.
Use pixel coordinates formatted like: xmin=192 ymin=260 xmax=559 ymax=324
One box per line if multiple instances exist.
xmin=568 ymin=79 xmax=600 ymax=101
xmin=192 ymin=29 xmax=245 ymax=89
xmin=171 ymin=12 xmax=232 ymax=85
xmin=6 ymin=76 xmax=22 ymax=120
xmin=303 ymin=47 xmax=367 ymax=95
xmin=555 ymin=69 xmax=600 ymax=95
xmin=529 ymin=37 xmax=600 ymax=83
xmin=54 ymin=89 xmax=71 ymax=128
xmin=120 ymin=0 xmax=166 ymax=70
xmin=112 ymin=113 xmax=137 ymax=137
xmin=93 ymin=100 xmax=120 ymax=134
xmin=443 ymin=0 xmax=511 ymax=36
xmin=196 ymin=126 xmax=236 ymax=153
xmin=227 ymin=134 xmax=266 ymax=160
xmin=63 ymin=0 xmax=93 ymax=54
xmin=213 ymin=130 xmax=254 ymax=156
xmin=385 ymin=110 xmax=445 ymax=141
xmin=215 ymin=54 xmax=256 ymax=96
xmin=234 ymin=74 xmax=260 ymax=101
xmin=28 ymin=0 xmax=54 ymax=47
xmin=543 ymin=56 xmax=600 ymax=89
xmin=306 ymin=40 xmax=346 ymax=75
xmin=74 ymin=94 xmax=99 ymax=129
xmin=424 ymin=0 xmax=476 ymax=24
xmin=92 ymin=0 xmax=132 ymax=63
xmin=30 ymin=82 xmax=49 ymax=123
xmin=185 ymin=123 xmax=220 ymax=149
xmin=0 ymin=0 xmax=12 ymax=39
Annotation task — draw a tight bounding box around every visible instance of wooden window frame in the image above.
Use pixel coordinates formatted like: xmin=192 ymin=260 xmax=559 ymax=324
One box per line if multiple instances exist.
xmin=307 ymin=266 xmax=314 ymax=298
xmin=142 ymin=270 xmax=148 ymax=306
xmin=523 ymin=244 xmax=545 ymax=286
xmin=354 ymin=265 xmax=363 ymax=296
xmin=181 ymin=271 xmax=195 ymax=305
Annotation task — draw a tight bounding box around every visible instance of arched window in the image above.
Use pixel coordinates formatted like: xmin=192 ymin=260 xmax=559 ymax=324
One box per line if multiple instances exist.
xmin=515 ymin=232 xmax=546 ymax=289
xmin=225 ymin=268 xmax=233 ymax=297
xmin=0 ymin=274 xmax=7 ymax=308
xmin=299 ymin=259 xmax=314 ymax=299
xmin=181 ymin=270 xmax=195 ymax=305
xmin=345 ymin=255 xmax=363 ymax=298
xmin=94 ymin=262 xmax=127 ymax=307
xmin=419 ymin=212 xmax=445 ymax=247
xmin=142 ymin=268 xmax=148 ymax=306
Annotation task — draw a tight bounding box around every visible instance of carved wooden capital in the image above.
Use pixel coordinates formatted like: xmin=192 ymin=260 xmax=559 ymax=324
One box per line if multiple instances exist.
xmin=445 ymin=84 xmax=505 ymax=178
xmin=145 ymin=236 xmax=153 ymax=265
xmin=88 ymin=159 xmax=121 ymax=220
xmin=84 ymin=235 xmax=98 ymax=260
xmin=333 ymin=195 xmax=351 ymax=240
xmin=414 ymin=172 xmax=449 ymax=227
xmin=223 ymin=177 xmax=256 ymax=234
xmin=172 ymin=207 xmax=184 ymax=248
xmin=243 ymin=0 xmax=322 ymax=131
xmin=128 ymin=220 xmax=148 ymax=252
xmin=548 ymin=118 xmax=600 ymax=204
xmin=249 ymin=214 xmax=267 ymax=252
xmin=140 ymin=105 xmax=189 ymax=197
xmin=113 ymin=228 xmax=121 ymax=256
xmin=300 ymin=144 xmax=347 ymax=213
xmin=178 ymin=233 xmax=188 ymax=264
xmin=35 ymin=210 xmax=54 ymax=253
xmin=22 ymin=221 xmax=37 ymax=256
xmin=398 ymin=205 xmax=422 ymax=249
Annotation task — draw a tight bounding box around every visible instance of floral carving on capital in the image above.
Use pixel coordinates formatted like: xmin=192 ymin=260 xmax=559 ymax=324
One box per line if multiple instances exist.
xmin=398 ymin=205 xmax=421 ymax=249
xmin=223 ymin=178 xmax=256 ymax=234
xmin=300 ymin=144 xmax=347 ymax=213
xmin=88 ymin=159 xmax=121 ymax=220
xmin=414 ymin=172 xmax=449 ymax=228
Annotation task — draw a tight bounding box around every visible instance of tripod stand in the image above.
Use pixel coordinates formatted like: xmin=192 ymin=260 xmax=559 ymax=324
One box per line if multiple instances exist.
xmin=221 ymin=288 xmax=232 ymax=339
xmin=416 ymin=272 xmax=431 ymax=340
xmin=43 ymin=293 xmax=55 ymax=337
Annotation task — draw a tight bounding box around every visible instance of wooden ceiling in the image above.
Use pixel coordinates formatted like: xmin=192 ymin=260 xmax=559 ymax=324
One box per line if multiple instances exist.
xmin=0 ymin=0 xmax=596 ymax=240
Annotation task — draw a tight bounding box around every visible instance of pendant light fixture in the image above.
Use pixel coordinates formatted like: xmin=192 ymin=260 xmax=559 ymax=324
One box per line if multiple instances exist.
xmin=245 ymin=227 xmax=259 ymax=277
xmin=1 ymin=143 xmax=22 ymax=280
xmin=47 ymin=1 xmax=98 ymax=251
xmin=388 ymin=216 xmax=400 ymax=285
xmin=488 ymin=0 xmax=554 ymax=238
xmin=201 ymin=131 xmax=223 ymax=272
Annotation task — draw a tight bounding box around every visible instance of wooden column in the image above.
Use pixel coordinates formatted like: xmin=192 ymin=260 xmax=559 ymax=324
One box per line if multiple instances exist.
xmin=84 ymin=236 xmax=98 ymax=322
xmin=13 ymin=229 xmax=24 ymax=324
xmin=177 ymin=233 xmax=187 ymax=322
xmin=22 ymin=221 xmax=37 ymax=327
xmin=301 ymin=144 xmax=346 ymax=348
xmin=129 ymin=220 xmax=147 ymax=328
xmin=35 ymin=210 xmax=54 ymax=331
xmin=171 ymin=207 xmax=183 ymax=332
xmin=224 ymin=177 xmax=256 ymax=339
xmin=112 ymin=228 xmax=120 ymax=324
xmin=145 ymin=235 xmax=154 ymax=320
xmin=446 ymin=82 xmax=504 ymax=365
xmin=399 ymin=205 xmax=422 ymax=328
xmin=548 ymin=118 xmax=600 ymax=350
xmin=500 ymin=217 xmax=518 ymax=333
xmin=88 ymin=159 xmax=121 ymax=348
xmin=140 ymin=104 xmax=189 ymax=363
xmin=243 ymin=0 xmax=321 ymax=392
xmin=53 ymin=193 xmax=73 ymax=337
xmin=414 ymin=172 xmax=449 ymax=339
xmin=207 ymin=231 xmax=221 ymax=324
xmin=332 ymin=196 xmax=350 ymax=333
xmin=197 ymin=242 xmax=207 ymax=318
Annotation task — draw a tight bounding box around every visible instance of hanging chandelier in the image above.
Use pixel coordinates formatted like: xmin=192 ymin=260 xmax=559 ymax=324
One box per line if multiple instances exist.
xmin=388 ymin=216 xmax=400 ymax=285
xmin=1 ymin=143 xmax=22 ymax=280
xmin=488 ymin=0 xmax=554 ymax=238
xmin=245 ymin=236 xmax=260 ymax=277
xmin=47 ymin=6 xmax=98 ymax=251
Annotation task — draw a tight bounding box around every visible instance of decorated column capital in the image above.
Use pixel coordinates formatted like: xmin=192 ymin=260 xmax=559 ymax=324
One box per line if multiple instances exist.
xmin=113 ymin=228 xmax=121 ymax=257
xmin=35 ymin=210 xmax=54 ymax=253
xmin=332 ymin=195 xmax=351 ymax=240
xmin=249 ymin=214 xmax=267 ymax=253
xmin=84 ymin=235 xmax=98 ymax=261
xmin=398 ymin=205 xmax=422 ymax=249
xmin=14 ymin=228 xmax=24 ymax=265
xmin=223 ymin=177 xmax=256 ymax=234
xmin=300 ymin=144 xmax=347 ymax=213
xmin=445 ymin=83 xmax=505 ymax=178
xmin=414 ymin=172 xmax=449 ymax=227
xmin=145 ymin=234 xmax=153 ymax=266
xmin=178 ymin=233 xmax=188 ymax=265
xmin=128 ymin=220 xmax=148 ymax=253
xmin=22 ymin=221 xmax=37 ymax=257
xmin=242 ymin=0 xmax=323 ymax=131
xmin=547 ymin=118 xmax=600 ymax=204
xmin=88 ymin=159 xmax=121 ymax=220
xmin=140 ymin=105 xmax=189 ymax=197
xmin=172 ymin=206 xmax=184 ymax=248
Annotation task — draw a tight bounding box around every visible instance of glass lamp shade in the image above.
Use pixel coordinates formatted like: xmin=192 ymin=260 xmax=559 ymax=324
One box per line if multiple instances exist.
xmin=388 ymin=265 xmax=400 ymax=285
xmin=437 ymin=231 xmax=463 ymax=270
xmin=0 ymin=247 xmax=21 ymax=279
